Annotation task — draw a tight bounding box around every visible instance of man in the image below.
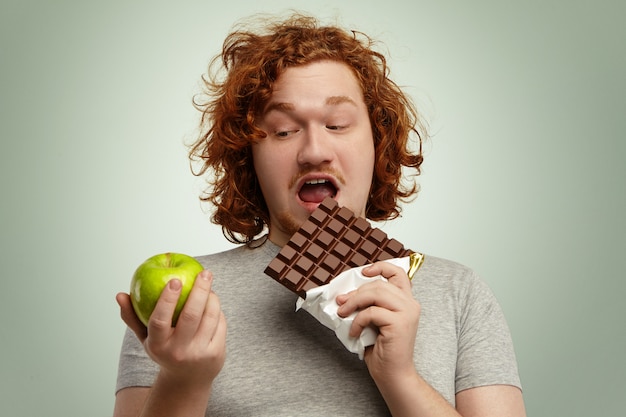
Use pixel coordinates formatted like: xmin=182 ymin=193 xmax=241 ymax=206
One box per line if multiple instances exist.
xmin=114 ymin=14 xmax=525 ymax=417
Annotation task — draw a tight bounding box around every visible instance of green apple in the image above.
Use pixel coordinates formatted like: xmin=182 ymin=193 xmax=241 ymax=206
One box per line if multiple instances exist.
xmin=130 ymin=252 xmax=204 ymax=327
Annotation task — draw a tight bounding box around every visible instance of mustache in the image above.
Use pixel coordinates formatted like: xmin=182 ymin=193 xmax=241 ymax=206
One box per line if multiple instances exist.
xmin=288 ymin=167 xmax=346 ymax=189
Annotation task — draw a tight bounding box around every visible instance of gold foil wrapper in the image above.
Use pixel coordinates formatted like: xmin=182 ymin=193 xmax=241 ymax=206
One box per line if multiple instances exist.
xmin=407 ymin=252 xmax=425 ymax=280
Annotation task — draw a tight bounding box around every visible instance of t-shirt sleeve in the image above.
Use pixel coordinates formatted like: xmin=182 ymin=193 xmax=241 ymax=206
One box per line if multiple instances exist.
xmin=115 ymin=327 xmax=160 ymax=394
xmin=455 ymin=273 xmax=522 ymax=393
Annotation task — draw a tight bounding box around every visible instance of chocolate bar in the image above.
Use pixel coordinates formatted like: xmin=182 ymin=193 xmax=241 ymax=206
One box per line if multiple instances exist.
xmin=264 ymin=197 xmax=414 ymax=298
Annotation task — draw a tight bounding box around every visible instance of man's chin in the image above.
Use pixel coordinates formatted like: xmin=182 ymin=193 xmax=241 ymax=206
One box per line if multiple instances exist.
xmin=270 ymin=210 xmax=305 ymax=245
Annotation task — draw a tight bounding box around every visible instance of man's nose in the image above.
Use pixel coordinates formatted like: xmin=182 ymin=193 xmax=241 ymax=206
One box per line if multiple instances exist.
xmin=296 ymin=126 xmax=333 ymax=166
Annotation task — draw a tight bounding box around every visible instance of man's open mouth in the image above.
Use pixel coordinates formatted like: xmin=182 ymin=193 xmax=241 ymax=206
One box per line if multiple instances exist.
xmin=298 ymin=179 xmax=337 ymax=203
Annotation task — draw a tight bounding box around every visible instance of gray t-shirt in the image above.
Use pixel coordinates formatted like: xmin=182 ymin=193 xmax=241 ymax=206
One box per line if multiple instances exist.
xmin=116 ymin=240 xmax=521 ymax=415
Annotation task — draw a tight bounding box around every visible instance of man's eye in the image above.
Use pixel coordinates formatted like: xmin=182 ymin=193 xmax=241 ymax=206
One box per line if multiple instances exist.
xmin=275 ymin=130 xmax=293 ymax=137
xmin=326 ymin=125 xmax=346 ymax=131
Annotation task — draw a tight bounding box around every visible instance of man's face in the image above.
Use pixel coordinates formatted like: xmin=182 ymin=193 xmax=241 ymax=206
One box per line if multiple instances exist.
xmin=253 ymin=60 xmax=375 ymax=246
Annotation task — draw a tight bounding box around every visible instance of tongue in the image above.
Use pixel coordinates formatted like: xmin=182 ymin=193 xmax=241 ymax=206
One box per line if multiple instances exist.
xmin=298 ymin=183 xmax=336 ymax=203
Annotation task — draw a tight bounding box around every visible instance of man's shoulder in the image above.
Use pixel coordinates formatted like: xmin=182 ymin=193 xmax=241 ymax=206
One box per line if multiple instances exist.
xmin=418 ymin=254 xmax=476 ymax=278
xmin=412 ymin=253 xmax=488 ymax=295
xmin=194 ymin=237 xmax=280 ymax=271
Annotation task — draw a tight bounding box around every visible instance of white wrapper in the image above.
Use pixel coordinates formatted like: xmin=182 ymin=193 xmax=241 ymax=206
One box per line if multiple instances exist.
xmin=295 ymin=256 xmax=411 ymax=359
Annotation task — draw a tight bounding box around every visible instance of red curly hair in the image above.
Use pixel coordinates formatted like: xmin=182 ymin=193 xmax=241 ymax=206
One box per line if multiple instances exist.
xmin=189 ymin=13 xmax=426 ymax=244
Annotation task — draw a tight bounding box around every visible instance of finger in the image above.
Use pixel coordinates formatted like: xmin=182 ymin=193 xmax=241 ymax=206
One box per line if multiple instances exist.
xmin=204 ymin=310 xmax=228 ymax=370
xmin=362 ymin=262 xmax=412 ymax=291
xmin=335 ymin=288 xmax=358 ymax=306
xmin=349 ymin=306 xmax=395 ymax=338
xmin=197 ymin=290 xmax=223 ymax=346
xmin=116 ymin=292 xmax=147 ymax=341
xmin=335 ymin=293 xmax=349 ymax=306
xmin=147 ymin=279 xmax=182 ymax=343
xmin=337 ymin=280 xmax=405 ymax=316
xmin=214 ymin=311 xmax=227 ymax=346
xmin=173 ymin=270 xmax=213 ymax=340
xmin=198 ymin=292 xmax=226 ymax=346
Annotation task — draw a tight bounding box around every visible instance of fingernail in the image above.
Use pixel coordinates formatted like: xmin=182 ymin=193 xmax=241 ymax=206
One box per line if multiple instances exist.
xmin=169 ymin=279 xmax=182 ymax=291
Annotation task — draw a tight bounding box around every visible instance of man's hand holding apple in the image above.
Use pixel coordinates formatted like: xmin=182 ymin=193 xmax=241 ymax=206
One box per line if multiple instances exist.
xmin=116 ymin=254 xmax=227 ymax=389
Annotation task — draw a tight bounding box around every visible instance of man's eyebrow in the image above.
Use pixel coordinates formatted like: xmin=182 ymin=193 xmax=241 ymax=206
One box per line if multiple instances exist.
xmin=263 ymin=102 xmax=295 ymax=114
xmin=263 ymin=96 xmax=357 ymax=114
xmin=325 ymin=95 xmax=357 ymax=106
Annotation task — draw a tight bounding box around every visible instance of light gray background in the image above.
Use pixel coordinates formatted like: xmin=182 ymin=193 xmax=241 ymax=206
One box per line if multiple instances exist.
xmin=1 ymin=1 xmax=624 ymax=416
